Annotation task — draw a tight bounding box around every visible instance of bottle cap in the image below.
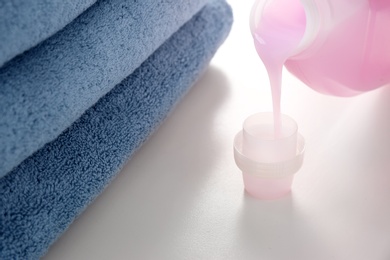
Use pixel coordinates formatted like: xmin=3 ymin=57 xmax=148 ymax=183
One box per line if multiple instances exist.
xmin=234 ymin=112 xmax=305 ymax=199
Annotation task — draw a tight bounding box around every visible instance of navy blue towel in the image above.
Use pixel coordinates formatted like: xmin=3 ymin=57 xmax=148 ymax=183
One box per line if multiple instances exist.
xmin=0 ymin=0 xmax=209 ymax=177
xmin=0 ymin=0 xmax=233 ymax=259
xmin=0 ymin=0 xmax=97 ymax=67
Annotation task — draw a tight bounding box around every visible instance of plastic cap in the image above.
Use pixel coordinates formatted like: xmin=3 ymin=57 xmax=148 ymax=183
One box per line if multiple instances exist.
xmin=234 ymin=112 xmax=305 ymax=199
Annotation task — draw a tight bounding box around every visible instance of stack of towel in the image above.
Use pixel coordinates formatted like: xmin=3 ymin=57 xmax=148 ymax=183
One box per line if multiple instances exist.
xmin=0 ymin=0 xmax=233 ymax=258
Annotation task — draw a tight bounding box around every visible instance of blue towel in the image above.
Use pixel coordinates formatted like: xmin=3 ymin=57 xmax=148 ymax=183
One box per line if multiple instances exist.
xmin=0 ymin=0 xmax=97 ymax=67
xmin=0 ymin=1 xmax=233 ymax=259
xmin=0 ymin=0 xmax=209 ymax=177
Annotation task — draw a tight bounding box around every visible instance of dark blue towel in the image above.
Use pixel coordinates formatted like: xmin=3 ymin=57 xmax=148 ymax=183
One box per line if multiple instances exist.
xmin=0 ymin=0 xmax=209 ymax=177
xmin=0 ymin=0 xmax=97 ymax=67
xmin=0 ymin=1 xmax=233 ymax=259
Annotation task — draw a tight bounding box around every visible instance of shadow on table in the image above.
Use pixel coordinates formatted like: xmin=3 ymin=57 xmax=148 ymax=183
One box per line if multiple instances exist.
xmin=43 ymin=65 xmax=232 ymax=259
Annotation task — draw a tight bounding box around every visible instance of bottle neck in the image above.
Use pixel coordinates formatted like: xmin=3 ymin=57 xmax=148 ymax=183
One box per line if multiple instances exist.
xmin=291 ymin=0 xmax=369 ymax=59
xmin=289 ymin=0 xmax=325 ymax=58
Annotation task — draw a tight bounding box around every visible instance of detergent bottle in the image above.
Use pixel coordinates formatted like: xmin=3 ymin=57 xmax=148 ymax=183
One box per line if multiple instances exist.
xmin=250 ymin=0 xmax=390 ymax=97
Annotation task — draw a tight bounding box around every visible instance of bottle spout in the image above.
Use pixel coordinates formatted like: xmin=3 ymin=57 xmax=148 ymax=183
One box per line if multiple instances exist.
xmin=249 ymin=0 xmax=268 ymax=37
xmin=250 ymin=0 xmax=311 ymax=60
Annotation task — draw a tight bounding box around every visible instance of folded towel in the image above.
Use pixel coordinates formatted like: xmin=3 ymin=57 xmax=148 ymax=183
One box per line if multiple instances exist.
xmin=0 ymin=1 xmax=233 ymax=259
xmin=0 ymin=0 xmax=97 ymax=67
xmin=0 ymin=0 xmax=209 ymax=178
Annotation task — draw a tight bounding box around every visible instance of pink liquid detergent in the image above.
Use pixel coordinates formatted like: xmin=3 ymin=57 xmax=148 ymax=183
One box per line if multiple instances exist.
xmin=251 ymin=0 xmax=390 ymax=135
xmin=251 ymin=0 xmax=306 ymax=135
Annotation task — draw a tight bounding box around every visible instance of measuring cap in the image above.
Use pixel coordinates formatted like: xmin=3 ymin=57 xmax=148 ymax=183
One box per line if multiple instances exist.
xmin=234 ymin=112 xmax=305 ymax=199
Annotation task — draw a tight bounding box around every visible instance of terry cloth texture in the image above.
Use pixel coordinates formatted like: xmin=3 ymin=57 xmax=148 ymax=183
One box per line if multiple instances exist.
xmin=0 ymin=0 xmax=209 ymax=178
xmin=0 ymin=0 xmax=97 ymax=67
xmin=0 ymin=0 xmax=233 ymax=259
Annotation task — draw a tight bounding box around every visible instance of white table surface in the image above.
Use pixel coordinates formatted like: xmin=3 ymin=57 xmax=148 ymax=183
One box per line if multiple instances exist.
xmin=43 ymin=1 xmax=390 ymax=259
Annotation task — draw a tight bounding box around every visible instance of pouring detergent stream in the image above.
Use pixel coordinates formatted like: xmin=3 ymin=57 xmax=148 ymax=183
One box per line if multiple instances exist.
xmin=250 ymin=0 xmax=306 ymax=136
xmin=234 ymin=0 xmax=390 ymax=200
xmin=233 ymin=0 xmax=306 ymax=200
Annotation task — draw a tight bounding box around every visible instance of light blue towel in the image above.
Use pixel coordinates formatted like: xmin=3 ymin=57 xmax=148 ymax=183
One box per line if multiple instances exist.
xmin=0 ymin=0 xmax=97 ymax=67
xmin=0 ymin=0 xmax=209 ymax=177
xmin=0 ymin=1 xmax=233 ymax=259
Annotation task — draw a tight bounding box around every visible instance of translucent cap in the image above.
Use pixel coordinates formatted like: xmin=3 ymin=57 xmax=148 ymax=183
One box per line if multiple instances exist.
xmin=234 ymin=112 xmax=305 ymax=199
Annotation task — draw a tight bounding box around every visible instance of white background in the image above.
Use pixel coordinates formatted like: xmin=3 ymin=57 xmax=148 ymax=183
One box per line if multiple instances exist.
xmin=44 ymin=1 xmax=390 ymax=259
